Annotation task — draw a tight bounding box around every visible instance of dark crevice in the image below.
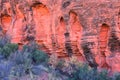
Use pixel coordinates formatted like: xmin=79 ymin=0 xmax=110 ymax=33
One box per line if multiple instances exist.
xmin=108 ymin=33 xmax=120 ymax=53
xmin=64 ymin=32 xmax=73 ymax=57
xmin=62 ymin=1 xmax=71 ymax=8
xmin=31 ymin=1 xmax=43 ymax=8
xmin=100 ymin=52 xmax=111 ymax=69
xmin=69 ymin=10 xmax=78 ymax=23
xmin=102 ymin=23 xmax=109 ymax=28
xmin=69 ymin=10 xmax=77 ymax=16
xmin=0 ymin=13 xmax=11 ymax=18
xmin=0 ymin=25 xmax=3 ymax=31
xmin=81 ymin=43 xmax=98 ymax=69
xmin=60 ymin=17 xmax=64 ymax=23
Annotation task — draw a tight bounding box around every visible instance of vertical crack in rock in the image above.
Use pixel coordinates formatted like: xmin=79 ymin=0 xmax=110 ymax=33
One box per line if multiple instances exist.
xmin=22 ymin=2 xmax=38 ymax=43
xmin=108 ymin=33 xmax=120 ymax=54
xmin=9 ymin=0 xmax=16 ymax=16
xmin=82 ymin=43 xmax=98 ymax=69
xmin=0 ymin=0 xmax=3 ymax=26
xmin=24 ymin=7 xmax=35 ymax=42
xmin=64 ymin=32 xmax=73 ymax=57
xmin=118 ymin=8 xmax=120 ymax=29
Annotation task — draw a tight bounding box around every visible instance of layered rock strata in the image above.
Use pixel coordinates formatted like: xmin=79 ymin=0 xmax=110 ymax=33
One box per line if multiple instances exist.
xmin=0 ymin=0 xmax=120 ymax=72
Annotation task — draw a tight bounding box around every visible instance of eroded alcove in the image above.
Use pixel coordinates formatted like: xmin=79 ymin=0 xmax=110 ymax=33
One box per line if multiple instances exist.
xmin=32 ymin=2 xmax=51 ymax=45
xmin=11 ymin=5 xmax=25 ymax=44
xmin=69 ymin=10 xmax=83 ymax=56
xmin=56 ymin=17 xmax=66 ymax=47
xmin=56 ymin=16 xmax=72 ymax=57
xmin=1 ymin=14 xmax=11 ymax=34
xmin=99 ymin=23 xmax=110 ymax=53
xmin=98 ymin=23 xmax=110 ymax=69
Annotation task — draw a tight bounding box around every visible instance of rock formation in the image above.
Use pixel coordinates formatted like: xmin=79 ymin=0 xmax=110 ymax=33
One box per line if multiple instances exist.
xmin=0 ymin=0 xmax=120 ymax=72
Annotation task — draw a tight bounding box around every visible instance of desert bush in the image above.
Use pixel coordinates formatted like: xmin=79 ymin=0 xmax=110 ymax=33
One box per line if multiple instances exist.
xmin=22 ymin=42 xmax=49 ymax=65
xmin=0 ymin=43 xmax=18 ymax=58
xmin=56 ymin=59 xmax=65 ymax=70
xmin=112 ymin=73 xmax=120 ymax=80
xmin=67 ymin=64 xmax=112 ymax=80
xmin=115 ymin=74 xmax=120 ymax=80
xmin=9 ymin=50 xmax=32 ymax=78
xmin=22 ymin=41 xmax=39 ymax=53
xmin=0 ymin=35 xmax=10 ymax=48
xmin=0 ymin=61 xmax=14 ymax=80
xmin=7 ymin=42 xmax=49 ymax=79
xmin=1 ymin=36 xmax=120 ymax=80
xmin=31 ymin=49 xmax=49 ymax=64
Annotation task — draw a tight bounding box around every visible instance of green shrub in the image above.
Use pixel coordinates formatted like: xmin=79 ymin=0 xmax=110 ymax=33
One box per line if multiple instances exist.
xmin=22 ymin=42 xmax=49 ymax=65
xmin=68 ymin=64 xmax=111 ymax=80
xmin=56 ymin=59 xmax=65 ymax=70
xmin=9 ymin=50 xmax=33 ymax=78
xmin=96 ymin=70 xmax=110 ymax=80
xmin=70 ymin=64 xmax=90 ymax=80
xmin=31 ymin=50 xmax=49 ymax=64
xmin=113 ymin=73 xmax=120 ymax=80
xmin=22 ymin=41 xmax=39 ymax=53
xmin=0 ymin=43 xmax=18 ymax=58
xmin=0 ymin=35 xmax=10 ymax=48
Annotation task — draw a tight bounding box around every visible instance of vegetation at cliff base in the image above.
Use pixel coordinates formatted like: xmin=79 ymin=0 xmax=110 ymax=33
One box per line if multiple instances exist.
xmin=0 ymin=36 xmax=120 ymax=80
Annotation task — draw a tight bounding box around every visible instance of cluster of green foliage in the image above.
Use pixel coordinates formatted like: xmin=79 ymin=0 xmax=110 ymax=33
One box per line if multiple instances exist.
xmin=0 ymin=36 xmax=120 ymax=80
xmin=31 ymin=49 xmax=49 ymax=64
xmin=0 ymin=37 xmax=49 ymax=79
xmin=22 ymin=42 xmax=49 ymax=65
xmin=67 ymin=64 xmax=120 ymax=80
xmin=0 ymin=43 xmax=18 ymax=58
xmin=52 ymin=58 xmax=120 ymax=80
xmin=0 ymin=36 xmax=49 ymax=64
xmin=68 ymin=64 xmax=108 ymax=80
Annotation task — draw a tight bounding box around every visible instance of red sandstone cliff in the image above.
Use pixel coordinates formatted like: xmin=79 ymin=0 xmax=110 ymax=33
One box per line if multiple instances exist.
xmin=0 ymin=0 xmax=120 ymax=72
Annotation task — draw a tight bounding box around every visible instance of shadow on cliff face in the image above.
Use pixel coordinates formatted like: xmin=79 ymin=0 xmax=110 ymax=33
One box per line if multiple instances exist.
xmin=31 ymin=1 xmax=42 ymax=7
xmin=81 ymin=42 xmax=98 ymax=69
xmin=62 ymin=0 xmax=71 ymax=8
xmin=108 ymin=33 xmax=120 ymax=54
xmin=64 ymin=32 xmax=73 ymax=57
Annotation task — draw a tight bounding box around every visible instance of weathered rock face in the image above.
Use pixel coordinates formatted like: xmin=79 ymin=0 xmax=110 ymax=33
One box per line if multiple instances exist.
xmin=0 ymin=0 xmax=120 ymax=72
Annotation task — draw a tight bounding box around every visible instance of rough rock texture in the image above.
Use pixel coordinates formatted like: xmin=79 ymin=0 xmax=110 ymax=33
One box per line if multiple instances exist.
xmin=0 ymin=0 xmax=120 ymax=72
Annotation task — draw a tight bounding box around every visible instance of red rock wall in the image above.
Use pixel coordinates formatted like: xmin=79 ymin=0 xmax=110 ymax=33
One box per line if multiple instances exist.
xmin=98 ymin=24 xmax=110 ymax=69
xmin=0 ymin=0 xmax=120 ymax=72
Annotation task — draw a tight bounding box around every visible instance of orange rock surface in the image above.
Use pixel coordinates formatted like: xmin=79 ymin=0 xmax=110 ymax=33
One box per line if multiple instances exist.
xmin=0 ymin=0 xmax=120 ymax=72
